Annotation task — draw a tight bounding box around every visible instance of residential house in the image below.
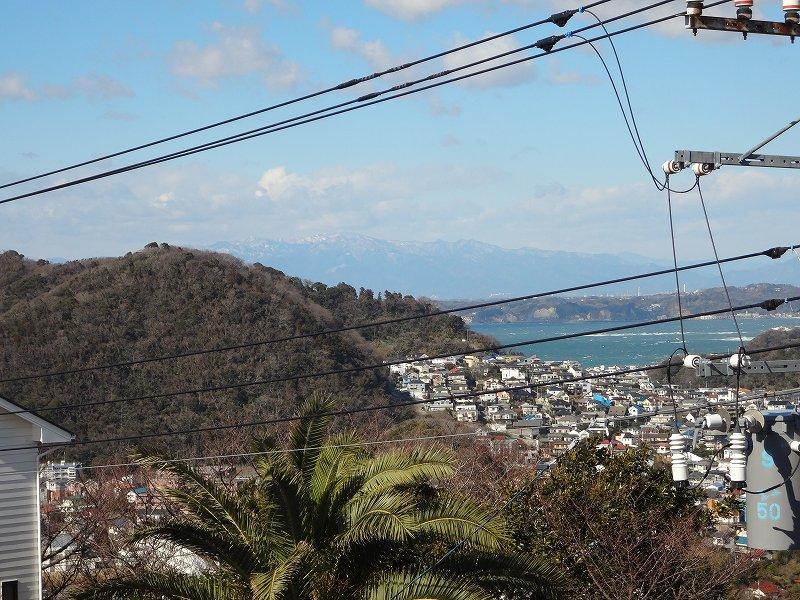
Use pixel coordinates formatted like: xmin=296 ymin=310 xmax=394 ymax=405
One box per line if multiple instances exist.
xmin=0 ymin=395 xmax=74 ymax=600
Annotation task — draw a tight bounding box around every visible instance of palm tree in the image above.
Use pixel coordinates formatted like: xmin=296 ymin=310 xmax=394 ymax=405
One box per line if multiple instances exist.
xmin=73 ymin=396 xmax=562 ymax=600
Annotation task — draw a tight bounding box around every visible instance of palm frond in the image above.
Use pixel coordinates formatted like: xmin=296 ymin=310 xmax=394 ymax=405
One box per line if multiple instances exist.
xmin=265 ymin=467 xmax=306 ymax=543
xmin=138 ymin=456 xmax=259 ymax=543
xmin=437 ymin=549 xmax=565 ymax=599
xmin=358 ymin=447 xmax=455 ymax=496
xmin=413 ymin=496 xmax=511 ymax=550
xmin=288 ymin=394 xmax=335 ymax=481
xmin=338 ymin=492 xmax=418 ymax=546
xmin=308 ymin=434 xmax=363 ymax=504
xmin=363 ymin=571 xmax=493 ymax=600
xmin=69 ymin=573 xmax=240 ymax=600
xmin=250 ymin=542 xmax=311 ymax=600
xmin=129 ymin=520 xmax=259 ymax=576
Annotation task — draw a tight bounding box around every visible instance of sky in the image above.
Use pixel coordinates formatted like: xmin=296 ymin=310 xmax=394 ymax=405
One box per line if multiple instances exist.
xmin=2 ymin=0 xmax=800 ymax=265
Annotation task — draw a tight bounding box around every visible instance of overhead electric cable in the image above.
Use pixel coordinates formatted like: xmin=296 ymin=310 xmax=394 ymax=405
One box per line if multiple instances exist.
xmin=0 ymin=0 xmax=614 ymax=192
xmin=0 ymin=241 xmax=789 ymax=385
xmin=0 ymin=0 xmax=733 ymax=206
xmin=741 ymin=460 xmax=800 ymax=495
xmin=1 ymin=431 xmax=481 ymax=478
xmin=603 ymin=387 xmax=800 ymax=425
xmin=689 ymin=443 xmax=730 ymax=490
xmin=3 ymin=317 xmax=798 ymax=457
xmin=571 ymin=29 xmax=697 ymax=194
xmin=14 ymin=389 xmax=797 ymax=476
xmin=4 ymin=295 xmax=796 ymax=420
xmin=696 ymin=177 xmax=745 ymax=348
xmin=667 ymin=176 xmax=689 ymax=352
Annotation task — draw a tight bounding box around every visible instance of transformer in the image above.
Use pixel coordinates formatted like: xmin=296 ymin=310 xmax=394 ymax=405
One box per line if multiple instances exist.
xmin=744 ymin=410 xmax=800 ymax=550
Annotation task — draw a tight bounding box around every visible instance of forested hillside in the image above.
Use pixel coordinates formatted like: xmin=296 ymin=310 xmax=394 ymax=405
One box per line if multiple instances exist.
xmin=443 ymin=283 xmax=800 ymax=323
xmin=0 ymin=244 xmax=487 ymax=461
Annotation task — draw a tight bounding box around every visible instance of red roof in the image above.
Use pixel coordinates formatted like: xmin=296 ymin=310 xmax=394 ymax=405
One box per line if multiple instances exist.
xmin=750 ymin=580 xmax=781 ymax=594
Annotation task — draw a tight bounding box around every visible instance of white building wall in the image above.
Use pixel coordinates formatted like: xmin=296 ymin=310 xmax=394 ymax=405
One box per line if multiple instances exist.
xmin=0 ymin=415 xmax=42 ymax=600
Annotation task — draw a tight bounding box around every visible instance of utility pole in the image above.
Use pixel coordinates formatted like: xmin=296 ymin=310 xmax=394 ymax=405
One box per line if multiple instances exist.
xmin=663 ymin=116 xmax=800 ymax=177
xmin=660 ymin=26 xmax=800 ymax=541
xmin=685 ymin=1 xmax=799 ymax=40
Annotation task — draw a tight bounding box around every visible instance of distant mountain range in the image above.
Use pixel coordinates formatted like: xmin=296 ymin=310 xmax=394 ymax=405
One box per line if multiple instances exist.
xmin=207 ymin=235 xmax=799 ymax=299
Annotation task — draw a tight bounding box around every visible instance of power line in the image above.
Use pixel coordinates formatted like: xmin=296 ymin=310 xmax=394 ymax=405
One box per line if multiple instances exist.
xmin=576 ymin=10 xmax=689 ymax=193
xmin=392 ymin=384 xmax=800 ymax=599
xmin=604 ymin=388 xmax=800 ymax=426
xmin=1 ymin=431 xmax=481 ymax=478
xmin=0 ymin=242 xmax=789 ymax=385
xmin=0 ymin=1 xmax=613 ymax=192
xmin=696 ymin=177 xmax=745 ymax=348
xmin=0 ymin=0 xmax=732 ymax=206
xmin=3 ymin=336 xmax=799 ymax=454
xmin=5 ymin=295 xmax=796 ymax=420
xmin=667 ymin=177 xmax=689 ymax=352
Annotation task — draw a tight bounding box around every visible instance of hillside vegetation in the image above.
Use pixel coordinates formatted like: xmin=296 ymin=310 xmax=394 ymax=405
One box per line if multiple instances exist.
xmin=443 ymin=283 xmax=800 ymax=323
xmin=0 ymin=244 xmax=487 ymax=461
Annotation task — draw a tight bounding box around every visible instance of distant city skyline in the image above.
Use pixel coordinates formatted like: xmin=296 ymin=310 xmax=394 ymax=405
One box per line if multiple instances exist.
xmin=2 ymin=0 xmax=800 ymax=262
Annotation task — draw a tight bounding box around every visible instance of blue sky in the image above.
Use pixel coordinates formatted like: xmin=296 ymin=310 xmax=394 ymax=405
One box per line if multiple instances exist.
xmin=2 ymin=0 xmax=799 ymax=265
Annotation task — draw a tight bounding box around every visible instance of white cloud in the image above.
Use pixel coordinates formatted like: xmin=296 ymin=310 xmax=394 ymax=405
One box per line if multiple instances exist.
xmin=364 ymin=0 xmax=462 ymax=21
xmin=169 ymin=23 xmax=302 ymax=90
xmin=0 ymin=72 xmax=36 ymax=102
xmin=329 ymin=25 xmax=397 ymax=71
xmin=41 ymin=73 xmax=134 ymax=101
xmin=255 ymin=164 xmax=407 ymax=202
xmin=243 ymin=0 xmax=289 ymax=13
xmin=0 ymin=71 xmax=131 ymax=103
xmin=442 ymin=32 xmax=536 ymax=89
xmin=546 ymin=59 xmax=598 ymax=86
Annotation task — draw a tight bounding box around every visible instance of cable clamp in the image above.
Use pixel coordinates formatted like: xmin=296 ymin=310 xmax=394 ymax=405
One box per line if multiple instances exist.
xmin=549 ymin=9 xmax=577 ymax=27
xmin=356 ymin=91 xmax=382 ymax=102
xmin=759 ymin=298 xmax=786 ymax=312
xmin=535 ymin=35 xmax=564 ymax=52
xmin=764 ymin=246 xmax=790 ymax=259
xmin=336 ymin=77 xmax=366 ymax=90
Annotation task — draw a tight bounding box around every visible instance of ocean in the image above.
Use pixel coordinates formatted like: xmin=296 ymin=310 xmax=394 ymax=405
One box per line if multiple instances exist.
xmin=470 ymin=317 xmax=800 ymax=367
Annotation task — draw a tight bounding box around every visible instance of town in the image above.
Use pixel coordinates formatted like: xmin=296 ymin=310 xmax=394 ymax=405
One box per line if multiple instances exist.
xmin=36 ymin=349 xmax=797 ymax=581
xmin=391 ymin=351 xmax=797 ymax=548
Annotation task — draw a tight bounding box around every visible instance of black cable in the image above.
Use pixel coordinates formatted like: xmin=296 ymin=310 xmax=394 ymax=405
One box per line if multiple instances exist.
xmin=572 ymin=29 xmax=698 ymax=195
xmin=0 ymin=0 xmax=616 ymax=192
xmin=572 ymin=33 xmax=652 ymax=185
xmin=667 ymin=175 xmax=689 ymax=352
xmin=741 ymin=460 xmax=800 ymax=495
xmin=579 ymin=9 xmax=685 ymax=194
xmin=696 ymin=177 xmax=745 ymax=349
xmin=734 ymin=346 xmax=744 ymax=418
xmin=0 ymin=0 xmax=733 ymax=206
xmin=666 ymin=347 xmax=687 ymax=428
xmin=3 ymin=339 xmax=798 ymax=454
xmin=690 ymin=443 xmax=730 ymax=490
xmin=1 ymin=242 xmax=789 ymax=385
xmin=5 ymin=295 xmax=796 ymax=420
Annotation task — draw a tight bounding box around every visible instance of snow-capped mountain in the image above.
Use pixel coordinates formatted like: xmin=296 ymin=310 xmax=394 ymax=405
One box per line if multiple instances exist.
xmin=207 ymin=234 xmax=797 ymax=299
